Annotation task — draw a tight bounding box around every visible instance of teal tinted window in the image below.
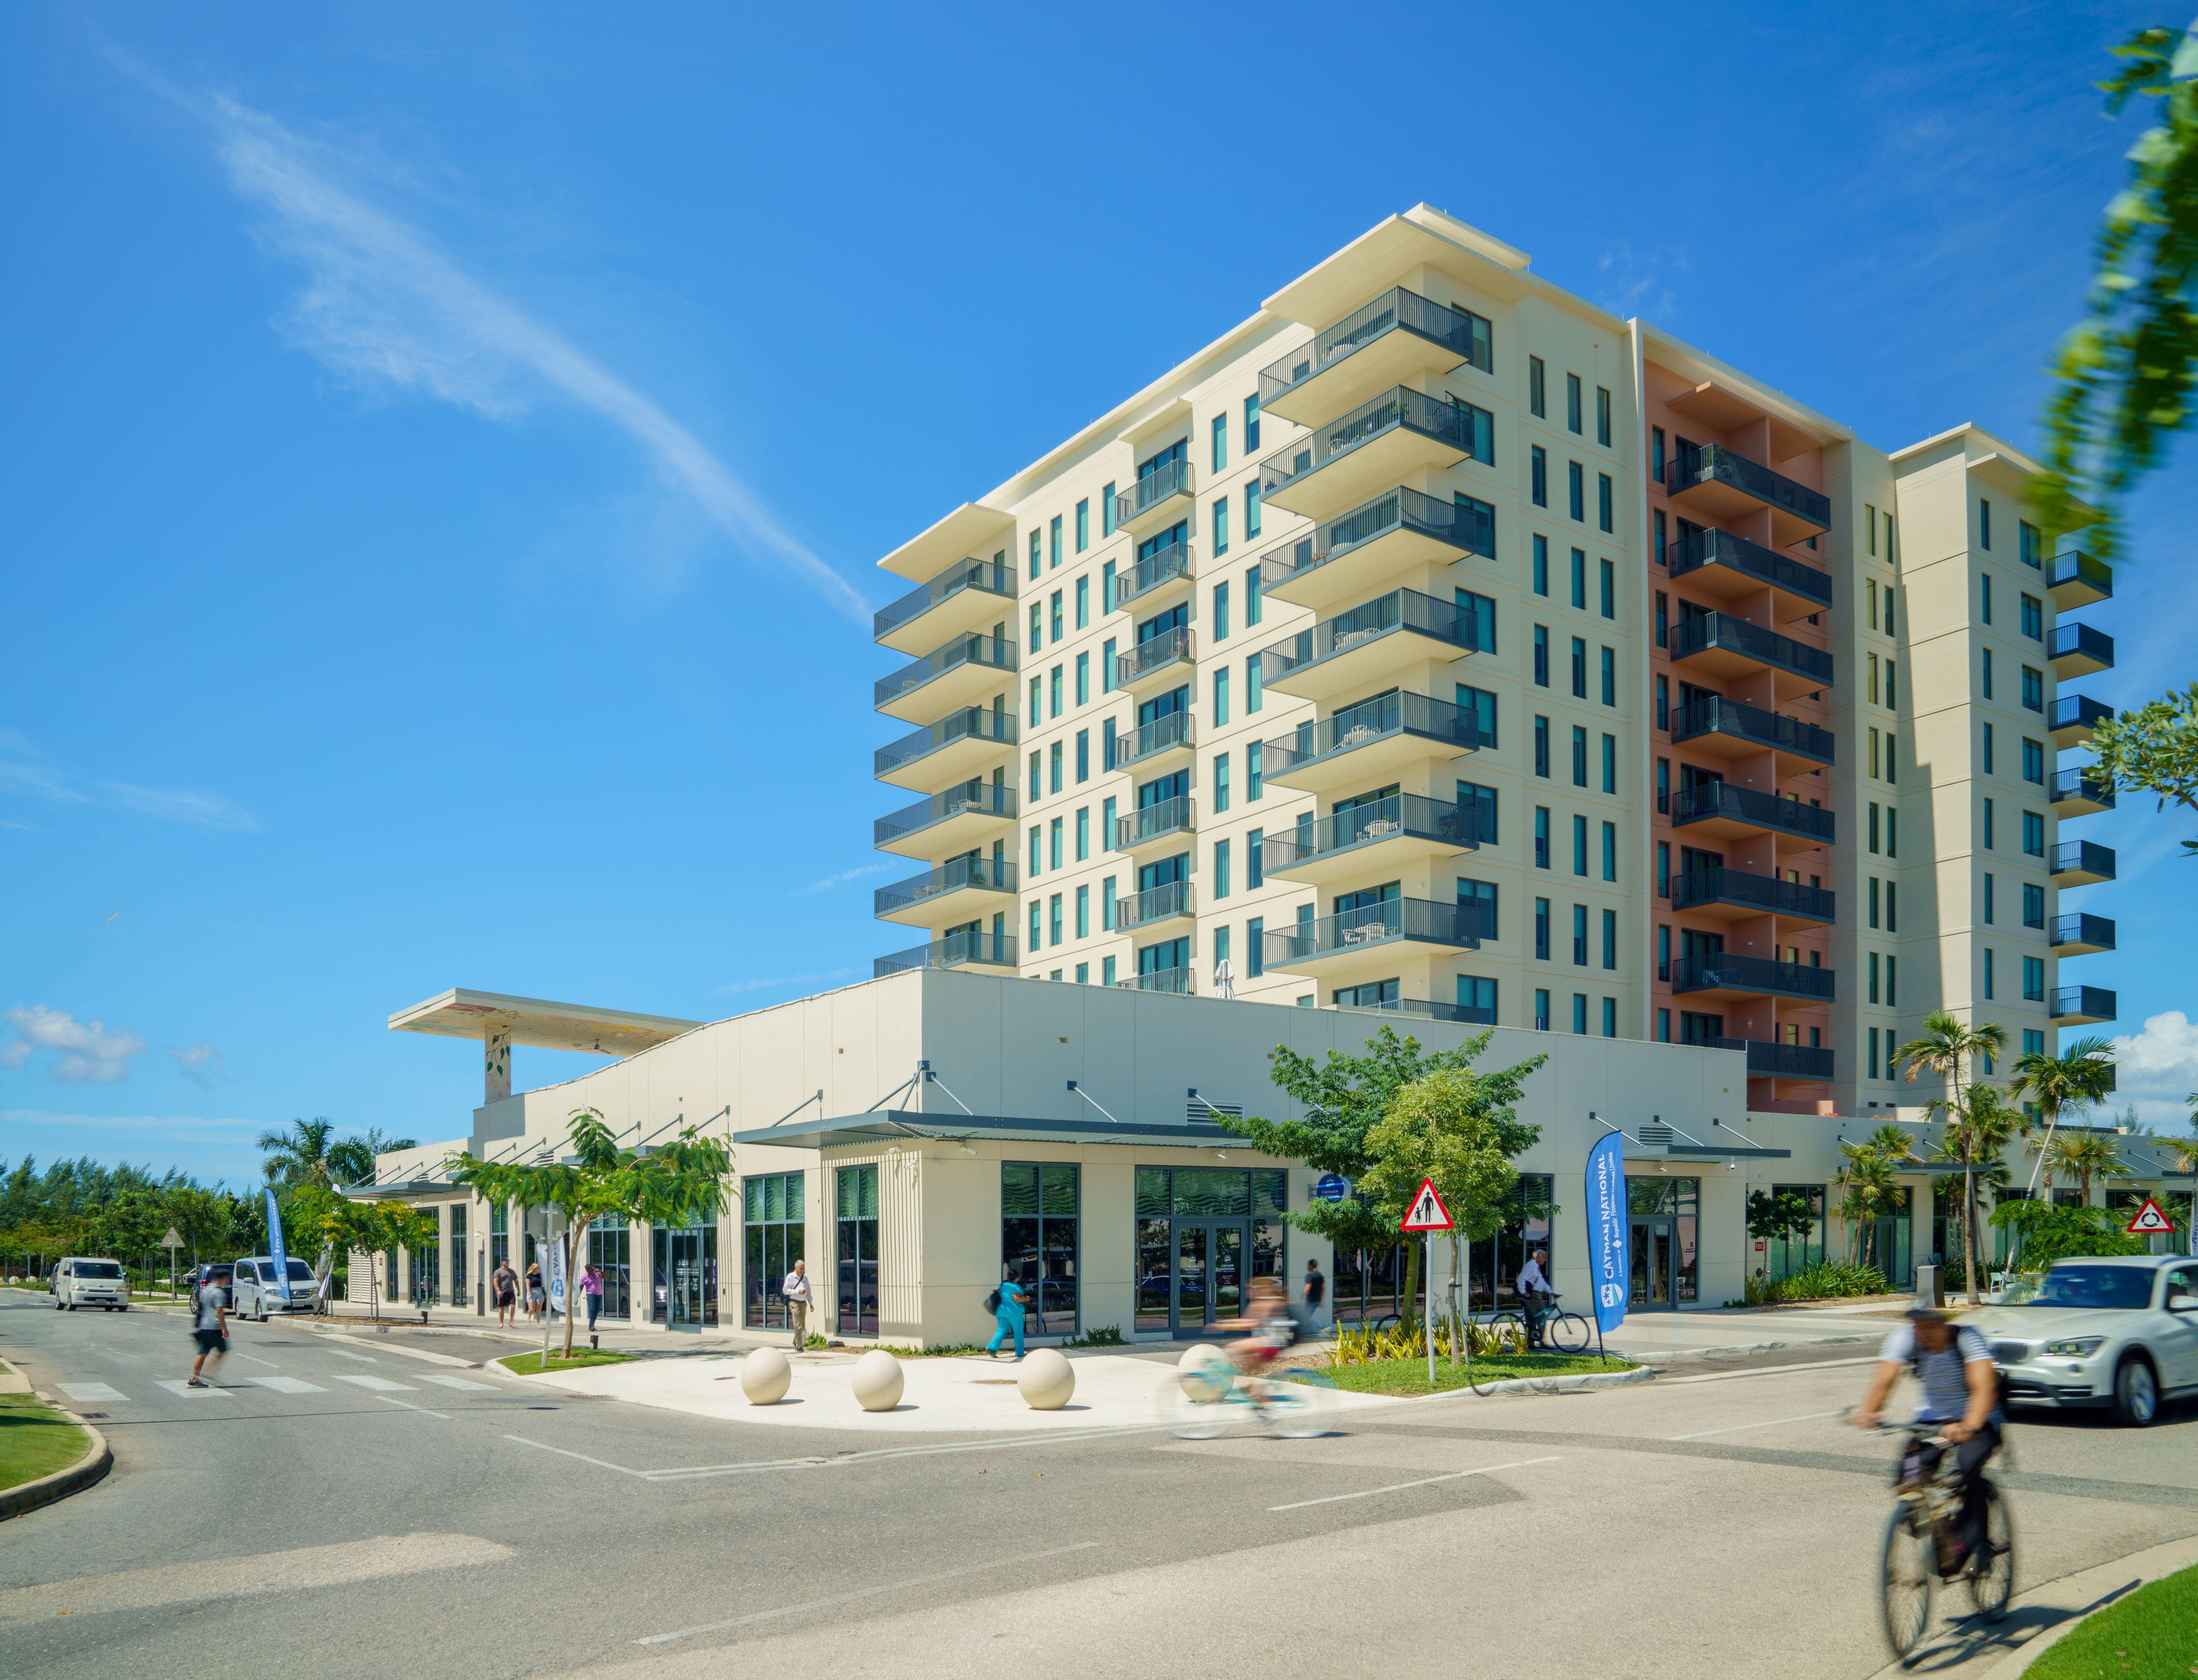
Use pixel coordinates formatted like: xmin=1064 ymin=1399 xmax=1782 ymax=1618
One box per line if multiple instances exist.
xmin=1173 ymin=1167 xmax=1251 ymax=1216
xmin=1135 ymin=1167 xmax=1171 ymax=1217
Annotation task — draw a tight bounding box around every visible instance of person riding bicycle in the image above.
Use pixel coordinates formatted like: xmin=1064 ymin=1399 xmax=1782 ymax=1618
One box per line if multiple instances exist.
xmin=1516 ymin=1248 xmax=1553 ymax=1350
xmin=1213 ymin=1274 xmax=1297 ymax=1385
xmin=1853 ymin=1306 xmax=2003 ymax=1574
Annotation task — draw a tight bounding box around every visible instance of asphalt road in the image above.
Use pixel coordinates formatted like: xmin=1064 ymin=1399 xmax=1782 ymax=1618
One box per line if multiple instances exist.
xmin=3 ymin=1291 xmax=2195 ymax=1680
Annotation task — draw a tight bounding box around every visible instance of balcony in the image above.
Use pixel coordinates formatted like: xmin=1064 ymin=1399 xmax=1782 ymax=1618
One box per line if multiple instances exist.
xmin=875 ymin=632 xmax=1017 ymax=723
xmin=1254 ymin=588 xmax=1478 ymax=706
xmin=1668 ymin=695 xmax=1835 ymax=767
xmin=1258 ymin=485 xmax=1491 ymax=614
xmin=874 ymin=928 xmax=1018 ymax=978
xmin=2051 ymin=985 xmax=2117 ymax=1026
xmin=2050 ymin=839 xmax=2116 ymax=887
xmin=1261 ymin=896 xmax=1479 ymax=978
xmin=1116 ymin=965 xmax=1195 ymax=997
xmin=1667 ymin=611 xmax=1834 ymax=697
xmin=1330 ymin=994 xmax=1495 ymax=1028
xmin=874 ymin=555 xmax=1017 ymax=654
xmin=2050 ymin=765 xmax=2115 ymax=817
xmin=1664 ymin=443 xmax=1831 ymax=546
xmin=1257 ymin=286 xmax=1489 ymax=425
xmin=1264 ymin=690 xmax=1482 ymax=794
xmin=874 ymin=779 xmax=1018 ymax=859
xmin=2046 ymin=550 xmax=2112 ymax=610
xmin=1113 ymin=538 xmax=1193 ymax=613
xmin=2050 ymin=912 xmax=2117 ymax=956
xmin=1706 ymin=1037 xmax=1835 ymax=1081
xmin=1114 ymin=879 xmax=1196 ymax=935
xmin=1116 ymin=626 xmax=1196 ymax=694
xmin=875 ymin=705 xmax=1017 ymax=792
xmin=1115 ymin=458 xmax=1194 ymax=536
xmin=1256 ymin=385 xmax=1484 ymax=519
xmin=2047 ymin=694 xmax=2114 ymax=750
xmin=874 ymin=855 xmax=1020 ymax=928
xmin=1114 ymin=794 xmax=1195 ymax=855
xmin=1110 ymin=709 xmax=1195 ymax=774
xmin=1260 ymin=792 xmax=1476 ymax=888
xmin=2048 ymin=621 xmax=2114 ymax=679
xmin=1668 ymin=866 xmax=1836 ymax=926
xmin=1674 ymin=952 xmax=1835 ymax=1005
xmin=1670 ymin=781 xmax=1836 ymax=850
xmin=1667 ymin=527 xmax=1832 ymax=619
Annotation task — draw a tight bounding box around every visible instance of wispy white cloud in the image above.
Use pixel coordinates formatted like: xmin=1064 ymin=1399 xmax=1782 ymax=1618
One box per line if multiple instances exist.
xmin=166 ymin=1041 xmax=227 ymax=1089
xmin=1596 ymin=240 xmax=1690 ymax=322
xmin=0 ymin=735 xmax=256 ymax=833
xmin=184 ymin=88 xmax=868 ymax=624
xmin=1 ymin=1007 xmax=150 ymax=1085
xmin=713 ymin=968 xmax=860 ymax=996
xmin=0 ymin=1108 xmax=270 ymax=1189
xmin=796 ymin=863 xmax=894 ymax=895
xmin=2107 ymin=1010 xmax=2198 ymax=1132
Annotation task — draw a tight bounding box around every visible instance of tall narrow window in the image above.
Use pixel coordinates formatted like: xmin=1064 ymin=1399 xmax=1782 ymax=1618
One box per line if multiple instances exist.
xmin=1600 ymin=646 xmax=1615 ymax=707
xmin=1597 ymin=472 xmax=1613 ymax=533
xmin=1211 ymin=413 xmax=1227 ymax=473
xmin=1075 ymin=652 xmax=1089 ymax=706
xmin=1566 ymin=372 xmax=1582 ymax=433
xmin=1213 ymin=752 xmax=1231 ymax=814
xmin=1212 ymin=666 xmax=1231 ymax=726
xmin=1050 ymin=515 xmax=1062 ymax=568
xmin=1245 ymin=566 xmax=1263 ymax=627
xmin=1212 ymin=495 xmax=1230 ymax=556
xmin=1595 ymin=385 xmax=1612 ymax=446
xmin=1534 ymin=624 xmax=1550 ymax=686
xmin=1101 ymin=484 xmax=1116 ymax=540
xmin=1570 ymin=546 xmax=1587 ymax=608
xmin=1599 ymin=557 xmax=1615 ymax=619
xmin=1568 ymin=460 xmax=1584 ymax=522
xmin=1528 ymin=355 xmax=1546 ymax=418
xmin=1244 ymin=395 xmax=1260 ymax=453
xmin=1245 ymin=480 xmax=1262 ymax=539
xmin=1075 ymin=499 xmax=1089 ymax=553
xmin=1075 ymin=804 xmax=1089 ymax=860
xmin=1601 ymin=733 xmax=1616 ymax=794
xmin=1212 ymin=581 xmax=1230 ymax=642
xmin=1532 ymin=533 xmax=1549 ymax=596
xmin=1530 ymin=445 xmax=1548 ymax=508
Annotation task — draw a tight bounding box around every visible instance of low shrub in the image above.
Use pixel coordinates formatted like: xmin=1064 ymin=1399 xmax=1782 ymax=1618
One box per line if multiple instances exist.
xmin=1062 ymin=1325 xmax=1125 ymax=1348
xmin=1747 ymin=1261 xmax=1888 ymax=1304
xmin=1335 ymin=1314 xmax=1523 ymax=1365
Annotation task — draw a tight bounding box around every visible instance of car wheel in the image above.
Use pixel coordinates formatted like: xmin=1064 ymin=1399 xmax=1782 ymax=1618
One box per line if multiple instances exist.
xmin=2112 ymin=1353 xmax=2160 ymax=1427
xmin=66 ymin=1303 xmax=76 ymax=1311
xmin=53 ymin=1301 xmax=62 ymax=1311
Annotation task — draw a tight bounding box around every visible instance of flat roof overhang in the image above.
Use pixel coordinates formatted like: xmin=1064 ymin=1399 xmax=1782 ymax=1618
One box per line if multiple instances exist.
xmin=341 ymin=1179 xmax=460 ymax=1201
xmin=733 ymin=1111 xmax=1272 ymax=1154
xmin=388 ymin=988 xmax=701 ymax=1056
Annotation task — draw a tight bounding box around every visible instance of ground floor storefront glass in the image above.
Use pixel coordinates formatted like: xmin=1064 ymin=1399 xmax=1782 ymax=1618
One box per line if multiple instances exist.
xmin=743 ymin=1171 xmax=805 ymax=1329
xmin=451 ymin=1205 xmax=468 ymax=1310
xmin=409 ymin=1219 xmax=441 ymax=1307
xmin=1862 ymin=1187 xmax=1914 ymax=1288
xmin=589 ymin=1216 xmax=631 ymax=1319
xmin=1762 ymin=1183 xmax=1826 ymax=1282
xmin=1460 ymin=1175 xmax=1555 ymax=1313
xmin=1002 ymin=1163 xmax=1078 ymax=1335
xmin=837 ymin=1165 xmax=878 ymax=1338
xmin=1626 ymin=1177 xmax=1699 ymax=1307
xmin=652 ymin=1224 xmax=717 ymax=1327
xmin=1134 ymin=1167 xmax=1286 ymax=1336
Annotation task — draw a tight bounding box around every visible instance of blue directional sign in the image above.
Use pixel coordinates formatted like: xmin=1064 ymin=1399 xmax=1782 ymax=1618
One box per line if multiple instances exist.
xmin=1312 ymin=1173 xmax=1348 ymax=1203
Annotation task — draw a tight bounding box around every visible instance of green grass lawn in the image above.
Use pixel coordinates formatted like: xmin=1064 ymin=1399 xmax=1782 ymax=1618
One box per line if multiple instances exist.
xmin=0 ymin=1392 xmax=97 ymax=1494
xmin=1316 ymin=1352 xmax=1637 ymax=1398
xmin=495 ymin=1349 xmax=639 ymax=1376
xmin=2027 ymin=1563 xmax=2198 ymax=1680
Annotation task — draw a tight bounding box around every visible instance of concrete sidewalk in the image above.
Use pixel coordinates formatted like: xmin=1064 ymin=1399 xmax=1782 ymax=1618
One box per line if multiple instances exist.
xmin=1595 ymin=1303 xmax=1900 ymax=1362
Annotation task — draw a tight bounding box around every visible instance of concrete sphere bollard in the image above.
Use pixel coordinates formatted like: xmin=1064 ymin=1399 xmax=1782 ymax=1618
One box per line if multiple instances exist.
xmin=1177 ymin=1342 xmax=1228 ymax=1401
xmin=1017 ymin=1347 xmax=1075 ymax=1410
xmin=852 ymin=1348 xmax=904 ymax=1412
xmin=740 ymin=1346 xmax=791 ymax=1405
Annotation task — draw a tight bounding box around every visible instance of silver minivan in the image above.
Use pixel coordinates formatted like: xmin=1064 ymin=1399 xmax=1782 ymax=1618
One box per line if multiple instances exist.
xmin=229 ymin=1256 xmax=320 ymax=1320
xmin=53 ymin=1256 xmax=130 ymax=1311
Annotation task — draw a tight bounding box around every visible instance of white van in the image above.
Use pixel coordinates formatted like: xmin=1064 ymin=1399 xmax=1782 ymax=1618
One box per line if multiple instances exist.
xmin=53 ymin=1257 xmax=129 ymax=1311
xmin=230 ymin=1255 xmax=320 ymax=1320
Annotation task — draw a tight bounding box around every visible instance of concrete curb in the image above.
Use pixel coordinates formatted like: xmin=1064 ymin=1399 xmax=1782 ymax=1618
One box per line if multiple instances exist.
xmin=1631 ymin=1334 xmax=1880 ymax=1365
xmin=0 ymin=1408 xmax=111 ymax=1523
xmin=1408 ymin=1364 xmax=1656 ymax=1402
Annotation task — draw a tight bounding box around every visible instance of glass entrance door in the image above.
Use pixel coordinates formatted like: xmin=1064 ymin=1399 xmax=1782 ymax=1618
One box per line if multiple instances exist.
xmin=1630 ymin=1219 xmax=1675 ymax=1308
xmin=653 ymin=1227 xmax=718 ymax=1328
xmin=1169 ymin=1221 xmax=1249 ymax=1335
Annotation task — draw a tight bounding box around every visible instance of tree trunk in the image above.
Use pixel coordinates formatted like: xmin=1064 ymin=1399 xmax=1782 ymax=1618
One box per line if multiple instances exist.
xmin=1963 ymin=1158 xmax=1982 ymax=1305
xmin=1401 ymin=1238 xmax=1423 ymax=1327
xmin=562 ymin=1226 xmax=582 ymax=1359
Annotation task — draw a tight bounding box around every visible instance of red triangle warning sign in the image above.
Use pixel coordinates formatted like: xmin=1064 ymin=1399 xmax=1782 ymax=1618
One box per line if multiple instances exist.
xmin=1400 ymin=1177 xmax=1453 ymax=1232
xmin=2125 ymin=1196 xmax=2177 ymax=1235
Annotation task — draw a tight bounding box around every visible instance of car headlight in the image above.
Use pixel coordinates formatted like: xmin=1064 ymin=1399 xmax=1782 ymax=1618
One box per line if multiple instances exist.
xmin=2044 ymin=1336 xmax=2106 ymax=1358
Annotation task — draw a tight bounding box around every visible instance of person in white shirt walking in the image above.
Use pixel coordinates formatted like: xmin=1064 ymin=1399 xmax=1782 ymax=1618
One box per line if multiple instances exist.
xmin=782 ymin=1258 xmax=812 ymax=1351
xmin=187 ymin=1275 xmax=228 ymax=1387
xmin=1515 ymin=1249 xmax=1552 ymax=1351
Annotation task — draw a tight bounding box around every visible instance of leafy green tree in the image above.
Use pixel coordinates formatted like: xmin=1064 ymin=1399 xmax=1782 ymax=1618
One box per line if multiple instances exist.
xmin=1899 ymin=1010 xmax=2009 ymax=1304
xmin=2045 ymin=1129 xmax=2133 ymax=1203
xmin=1989 ymin=1200 xmax=2145 ymax=1270
xmin=2036 ymin=24 xmax=2198 ymax=557
xmin=2088 ymin=684 xmax=2198 ymax=857
xmin=2011 ymin=1035 xmax=2118 ymax=1195
xmin=1836 ymin=1126 xmax=1914 ymax=1268
xmin=257 ymin=1118 xmax=339 ymax=1190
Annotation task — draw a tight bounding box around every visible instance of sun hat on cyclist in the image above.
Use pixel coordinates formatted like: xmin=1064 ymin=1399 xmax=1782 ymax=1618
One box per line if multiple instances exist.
xmin=1903 ymin=1304 xmax=1950 ymax=1321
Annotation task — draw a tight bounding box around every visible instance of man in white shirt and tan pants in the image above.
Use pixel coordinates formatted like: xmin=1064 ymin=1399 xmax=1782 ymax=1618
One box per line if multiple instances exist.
xmin=783 ymin=1259 xmax=811 ymax=1351
xmin=1516 ymin=1249 xmax=1552 ymax=1351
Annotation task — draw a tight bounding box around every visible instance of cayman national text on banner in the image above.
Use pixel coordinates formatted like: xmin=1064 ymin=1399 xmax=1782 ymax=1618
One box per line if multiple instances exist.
xmin=1583 ymin=1132 xmax=1628 ymax=1333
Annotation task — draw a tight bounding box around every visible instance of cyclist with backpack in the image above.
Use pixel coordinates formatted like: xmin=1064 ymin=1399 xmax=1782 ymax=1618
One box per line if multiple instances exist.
xmin=1854 ymin=1306 xmax=2004 ymax=1574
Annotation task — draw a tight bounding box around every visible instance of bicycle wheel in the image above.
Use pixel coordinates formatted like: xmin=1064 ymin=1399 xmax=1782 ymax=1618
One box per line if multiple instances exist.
xmin=1544 ymin=1311 xmax=1592 ymax=1356
xmin=1965 ymin=1485 xmax=2014 ymax=1621
xmin=1481 ymin=1312 xmax=1526 ymax=1352
xmin=1880 ymin=1503 xmax=1936 ymax=1661
xmin=1262 ymin=1369 xmax=1337 ymax=1438
xmin=1155 ymin=1360 xmax=1233 ymax=1440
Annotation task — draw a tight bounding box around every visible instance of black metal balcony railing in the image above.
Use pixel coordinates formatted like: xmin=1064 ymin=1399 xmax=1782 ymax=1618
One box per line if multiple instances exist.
xmin=1668 ymin=695 xmax=1836 ymax=763
xmin=1331 ymin=994 xmax=1497 ymax=1028
xmin=1668 ymin=611 xmax=1835 ymax=686
xmin=2045 ymin=550 xmax=2112 ymax=599
xmin=1117 ymin=965 xmax=1195 ymax=996
xmin=1257 ymin=386 xmax=1483 ymax=501
xmin=1265 ymin=690 xmax=1486 ymax=775
xmin=874 ymin=928 xmax=1018 ymax=977
xmin=874 ymin=780 xmax=1017 ymax=848
xmin=1262 ymin=792 xmax=1475 ymax=873
xmin=1114 ymin=794 xmax=1195 ymax=850
xmin=1111 ymin=709 xmax=1194 ymax=770
xmin=875 ymin=632 xmax=1017 ymax=709
xmin=1114 ymin=539 xmax=1192 ymax=610
xmin=1257 ymin=286 xmax=1489 ymax=409
xmin=1255 ymin=588 xmax=1477 ymax=686
xmin=874 ymin=855 xmax=1020 ymax=919
xmin=1258 ymin=485 xmax=1491 ymax=596
xmin=874 ymin=705 xmax=1017 ymax=778
xmin=1670 ymin=780 xmax=1837 ymax=843
xmin=1263 ymin=896 xmax=1481 ymax=968
xmin=1116 ymin=626 xmax=1195 ymax=687
xmin=2050 ymin=839 xmax=2117 ymax=881
xmin=2048 ymin=621 xmax=2116 ymax=668
xmin=1116 ymin=879 xmax=1195 ymax=931
xmin=873 ymin=555 xmax=1016 ymax=642
xmin=1668 ymin=866 xmax=1837 ymax=922
xmin=2051 ymin=985 xmax=2117 ymax=1021
xmin=2050 ymin=912 xmax=2118 ymax=951
xmin=1675 ymin=952 xmax=1836 ymax=1001
xmin=2047 ymin=695 xmax=2114 ymax=737
xmin=1117 ymin=459 xmax=1193 ymax=526
xmin=1705 ymin=1036 xmax=1835 ymax=1079
xmin=1666 ymin=443 xmax=1832 ymax=530
xmin=2050 ymin=766 xmax=2116 ymax=809
xmin=1667 ymin=527 xmax=1832 ymax=609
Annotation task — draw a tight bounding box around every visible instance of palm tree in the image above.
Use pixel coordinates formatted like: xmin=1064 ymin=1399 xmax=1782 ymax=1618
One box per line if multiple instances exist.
xmin=327 ymin=1129 xmax=420 ymax=1188
xmin=1836 ymin=1129 xmax=1908 ymax=1269
xmin=1927 ymin=1083 xmax=2020 ymax=1298
xmin=2012 ymin=1036 xmax=2116 ymax=1195
xmin=257 ymin=1119 xmax=339 ymax=1191
xmin=1898 ymin=1011 xmax=2008 ymax=1303
xmin=2045 ymin=1130 xmax=2131 ymax=1204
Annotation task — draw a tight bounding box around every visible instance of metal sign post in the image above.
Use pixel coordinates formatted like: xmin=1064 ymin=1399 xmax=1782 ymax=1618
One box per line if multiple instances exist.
xmin=1400 ymin=1178 xmax=1455 ymax=1388
xmin=162 ymin=1228 xmax=183 ymax=1301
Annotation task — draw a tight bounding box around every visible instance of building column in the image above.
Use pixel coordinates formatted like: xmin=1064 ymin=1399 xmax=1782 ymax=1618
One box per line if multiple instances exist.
xmin=484 ymin=1025 xmax=512 ymax=1102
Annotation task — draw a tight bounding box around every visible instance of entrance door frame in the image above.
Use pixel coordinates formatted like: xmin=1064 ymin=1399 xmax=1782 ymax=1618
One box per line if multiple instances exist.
xmin=1630 ymin=1214 xmax=1679 ymax=1311
xmin=1169 ymin=1218 xmax=1251 ymax=1338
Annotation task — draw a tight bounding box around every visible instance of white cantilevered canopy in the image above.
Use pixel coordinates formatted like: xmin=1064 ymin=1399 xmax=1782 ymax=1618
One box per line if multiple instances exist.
xmin=389 ymin=988 xmax=702 ymax=1101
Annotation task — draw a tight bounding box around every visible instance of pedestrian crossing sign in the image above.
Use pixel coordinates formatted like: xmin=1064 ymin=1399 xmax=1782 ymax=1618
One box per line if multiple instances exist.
xmin=1400 ymin=1178 xmax=1453 ymax=1232
xmin=2124 ymin=1197 xmax=2177 ymax=1235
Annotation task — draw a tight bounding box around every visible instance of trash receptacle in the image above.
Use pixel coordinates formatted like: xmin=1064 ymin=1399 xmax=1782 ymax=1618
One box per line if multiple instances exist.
xmin=1914 ymin=1265 xmax=1943 ymax=1309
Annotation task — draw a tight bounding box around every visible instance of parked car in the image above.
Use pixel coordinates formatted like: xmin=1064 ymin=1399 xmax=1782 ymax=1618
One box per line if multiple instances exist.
xmin=1967 ymin=1254 xmax=2198 ymax=1426
xmin=53 ymin=1256 xmax=130 ymax=1312
xmin=194 ymin=1261 xmax=235 ymax=1308
xmin=229 ymin=1255 xmax=320 ymax=1320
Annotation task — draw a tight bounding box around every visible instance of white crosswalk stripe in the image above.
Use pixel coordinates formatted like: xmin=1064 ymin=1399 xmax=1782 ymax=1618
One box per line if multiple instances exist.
xmin=414 ymin=1374 xmax=495 ymax=1392
xmin=331 ymin=1374 xmax=417 ymax=1392
xmin=246 ymin=1376 xmax=329 ymax=1395
xmin=57 ymin=1383 xmax=128 ymax=1403
xmin=155 ymin=1379 xmax=235 ymax=1398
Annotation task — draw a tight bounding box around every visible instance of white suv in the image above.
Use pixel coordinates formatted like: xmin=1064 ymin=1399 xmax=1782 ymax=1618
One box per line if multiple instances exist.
xmin=230 ymin=1256 xmax=320 ymax=1320
xmin=53 ymin=1257 xmax=130 ymax=1312
xmin=1970 ymin=1254 xmax=2198 ymax=1426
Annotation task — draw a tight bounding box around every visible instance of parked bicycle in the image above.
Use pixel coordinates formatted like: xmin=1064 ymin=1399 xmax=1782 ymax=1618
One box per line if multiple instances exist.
xmin=1157 ymin=1351 xmax=1337 ymax=1439
xmin=1872 ymin=1422 xmax=2014 ymax=1662
xmin=1481 ymin=1291 xmax=1594 ymax=1356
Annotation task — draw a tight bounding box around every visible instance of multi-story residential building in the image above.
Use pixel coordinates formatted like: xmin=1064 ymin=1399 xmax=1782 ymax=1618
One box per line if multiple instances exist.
xmin=870 ymin=204 xmax=2118 ymax=1123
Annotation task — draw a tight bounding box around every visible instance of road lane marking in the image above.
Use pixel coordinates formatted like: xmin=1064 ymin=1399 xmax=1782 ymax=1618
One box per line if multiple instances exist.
xmin=1664 ymin=1356 xmax=1881 ymax=1385
xmin=414 ymin=1374 xmax=495 ymax=1391
xmin=504 ymin=1436 xmax=652 ymax=1477
xmin=56 ymin=1383 xmax=128 ymax=1403
xmin=1267 ymin=1456 xmax=1562 ymax=1511
xmin=1668 ymin=1409 xmax=1848 ymax=1440
xmin=323 ymin=1349 xmax=376 ymax=1362
xmin=646 ymin=1425 xmax=1174 ymax=1481
xmin=154 ymin=1380 xmax=236 ymax=1398
xmin=367 ymin=1394 xmax=452 ymax=1419
xmin=331 ymin=1374 xmax=417 ymax=1392
xmin=228 ymin=1351 xmax=278 ymax=1368
xmin=632 ymin=1542 xmax=1103 ymax=1645
xmin=246 ymin=1376 xmax=329 ymax=1395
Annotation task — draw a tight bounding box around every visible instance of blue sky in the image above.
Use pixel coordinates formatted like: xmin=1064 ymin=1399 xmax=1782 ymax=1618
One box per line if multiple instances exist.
xmin=4 ymin=2 xmax=2193 ymax=1187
